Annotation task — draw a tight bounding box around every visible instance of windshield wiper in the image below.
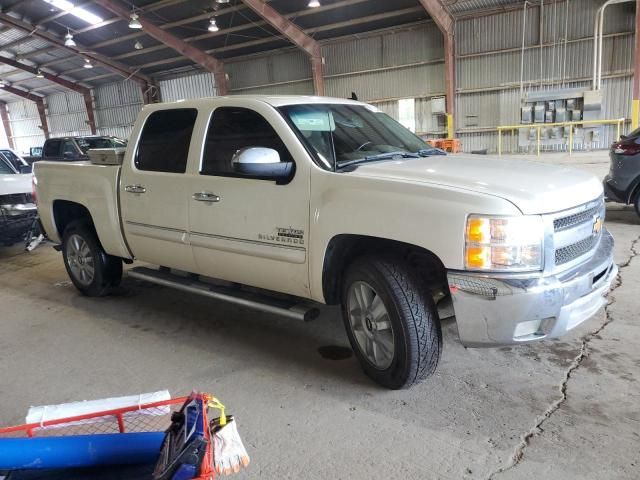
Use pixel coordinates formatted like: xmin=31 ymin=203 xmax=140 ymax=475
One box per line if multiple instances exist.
xmin=336 ymin=151 xmax=420 ymax=169
xmin=417 ymin=148 xmax=447 ymax=157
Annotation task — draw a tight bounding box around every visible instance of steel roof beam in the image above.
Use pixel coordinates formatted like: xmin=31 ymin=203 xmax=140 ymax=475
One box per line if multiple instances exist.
xmin=418 ymin=0 xmax=455 ymax=134
xmin=92 ymin=0 xmax=228 ymax=95
xmin=0 ymin=55 xmax=96 ymax=133
xmin=0 ymin=84 xmax=49 ymax=138
xmin=8 ymin=0 xmax=186 ymax=61
xmin=0 ymin=12 xmax=154 ymax=91
xmin=240 ymin=0 xmax=324 ymax=95
xmin=72 ymin=6 xmax=424 ymax=82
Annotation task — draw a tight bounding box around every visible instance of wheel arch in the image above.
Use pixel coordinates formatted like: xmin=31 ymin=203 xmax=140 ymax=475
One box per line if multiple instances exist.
xmin=52 ymin=200 xmax=95 ymax=239
xmin=627 ymin=174 xmax=640 ymax=204
xmin=321 ymin=234 xmax=448 ymax=305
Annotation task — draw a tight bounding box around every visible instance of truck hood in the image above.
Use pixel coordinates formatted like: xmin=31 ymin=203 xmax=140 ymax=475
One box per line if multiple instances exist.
xmin=0 ymin=173 xmax=32 ymax=196
xmin=350 ymin=155 xmax=603 ymax=214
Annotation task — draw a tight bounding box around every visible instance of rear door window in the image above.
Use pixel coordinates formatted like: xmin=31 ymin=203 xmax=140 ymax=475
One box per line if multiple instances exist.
xmin=43 ymin=140 xmax=61 ymax=158
xmin=135 ymin=109 xmax=198 ymax=173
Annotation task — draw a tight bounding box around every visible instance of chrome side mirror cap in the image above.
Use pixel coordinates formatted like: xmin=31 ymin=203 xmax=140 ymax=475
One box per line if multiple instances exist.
xmin=231 ymin=147 xmax=293 ymax=183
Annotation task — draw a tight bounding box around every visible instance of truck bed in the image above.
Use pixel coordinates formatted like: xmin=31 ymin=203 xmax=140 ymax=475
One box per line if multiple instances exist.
xmin=34 ymin=161 xmax=131 ymax=259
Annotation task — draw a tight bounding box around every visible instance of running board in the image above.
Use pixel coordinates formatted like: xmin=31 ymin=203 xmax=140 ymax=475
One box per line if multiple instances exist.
xmin=127 ymin=267 xmax=320 ymax=322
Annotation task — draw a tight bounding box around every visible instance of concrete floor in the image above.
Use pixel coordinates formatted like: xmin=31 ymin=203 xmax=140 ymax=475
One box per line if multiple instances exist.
xmin=1 ymin=151 xmax=639 ymax=479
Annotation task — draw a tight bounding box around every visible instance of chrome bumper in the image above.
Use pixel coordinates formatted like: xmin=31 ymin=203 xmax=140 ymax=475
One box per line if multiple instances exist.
xmin=447 ymin=228 xmax=617 ymax=347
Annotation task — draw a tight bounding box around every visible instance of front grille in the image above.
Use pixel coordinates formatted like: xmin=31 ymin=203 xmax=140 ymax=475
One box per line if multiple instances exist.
xmin=555 ymin=235 xmax=598 ymax=265
xmin=0 ymin=193 xmax=34 ymax=205
xmin=553 ymin=203 xmax=600 ymax=232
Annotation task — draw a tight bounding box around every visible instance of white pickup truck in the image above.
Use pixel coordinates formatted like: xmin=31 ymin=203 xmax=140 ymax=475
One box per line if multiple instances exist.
xmin=35 ymin=96 xmax=617 ymax=389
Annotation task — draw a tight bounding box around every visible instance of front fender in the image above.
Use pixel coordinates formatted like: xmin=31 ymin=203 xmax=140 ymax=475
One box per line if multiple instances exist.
xmin=307 ymin=169 xmax=521 ymax=303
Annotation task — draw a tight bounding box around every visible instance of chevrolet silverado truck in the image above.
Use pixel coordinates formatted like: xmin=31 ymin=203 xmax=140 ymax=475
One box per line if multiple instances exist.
xmin=34 ymin=96 xmax=617 ymax=389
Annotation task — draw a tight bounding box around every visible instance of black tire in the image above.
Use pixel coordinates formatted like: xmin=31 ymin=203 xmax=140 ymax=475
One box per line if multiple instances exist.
xmin=341 ymin=256 xmax=442 ymax=389
xmin=62 ymin=221 xmax=122 ymax=297
xmin=634 ymin=192 xmax=640 ymax=218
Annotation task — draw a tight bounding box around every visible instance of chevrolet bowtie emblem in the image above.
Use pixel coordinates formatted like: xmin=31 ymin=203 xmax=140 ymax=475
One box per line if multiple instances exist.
xmin=593 ymin=216 xmax=603 ymax=236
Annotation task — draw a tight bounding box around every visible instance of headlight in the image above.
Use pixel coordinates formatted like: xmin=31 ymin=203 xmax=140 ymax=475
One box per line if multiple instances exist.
xmin=465 ymin=215 xmax=544 ymax=272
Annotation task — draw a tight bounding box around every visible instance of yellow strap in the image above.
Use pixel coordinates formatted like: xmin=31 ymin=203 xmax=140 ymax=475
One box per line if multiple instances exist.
xmin=207 ymin=396 xmax=227 ymax=426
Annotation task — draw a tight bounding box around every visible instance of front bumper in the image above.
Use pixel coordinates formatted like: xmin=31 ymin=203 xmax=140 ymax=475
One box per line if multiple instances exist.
xmin=447 ymin=228 xmax=617 ymax=347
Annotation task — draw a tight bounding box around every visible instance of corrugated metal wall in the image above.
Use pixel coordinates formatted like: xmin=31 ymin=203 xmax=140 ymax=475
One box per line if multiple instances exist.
xmin=1 ymin=0 xmax=634 ymax=155
xmin=226 ymin=24 xmax=445 ymax=102
xmin=6 ymin=100 xmax=45 ymax=155
xmin=159 ymin=72 xmax=217 ymax=102
xmin=94 ymin=80 xmax=144 ymax=139
xmin=456 ymin=0 xmax=635 ymax=151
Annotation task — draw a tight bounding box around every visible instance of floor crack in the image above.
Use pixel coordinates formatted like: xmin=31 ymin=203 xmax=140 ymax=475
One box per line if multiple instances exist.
xmin=487 ymin=235 xmax=639 ymax=479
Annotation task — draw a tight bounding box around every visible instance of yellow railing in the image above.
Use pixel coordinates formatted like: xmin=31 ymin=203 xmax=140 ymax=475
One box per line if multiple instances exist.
xmin=497 ymin=118 xmax=626 ymax=156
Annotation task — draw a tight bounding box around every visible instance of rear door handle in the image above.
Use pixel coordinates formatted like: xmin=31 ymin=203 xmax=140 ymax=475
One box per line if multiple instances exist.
xmin=124 ymin=184 xmax=146 ymax=194
xmin=192 ymin=192 xmax=221 ymax=203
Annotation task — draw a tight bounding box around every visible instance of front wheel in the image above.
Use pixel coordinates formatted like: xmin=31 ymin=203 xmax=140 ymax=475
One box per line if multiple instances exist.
xmin=341 ymin=256 xmax=442 ymax=389
xmin=634 ymin=192 xmax=640 ymax=218
xmin=62 ymin=222 xmax=122 ymax=297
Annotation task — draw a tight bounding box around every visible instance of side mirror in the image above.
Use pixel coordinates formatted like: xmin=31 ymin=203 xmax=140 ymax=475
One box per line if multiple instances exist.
xmin=232 ymin=147 xmax=293 ymax=181
xmin=19 ymin=164 xmax=32 ymax=174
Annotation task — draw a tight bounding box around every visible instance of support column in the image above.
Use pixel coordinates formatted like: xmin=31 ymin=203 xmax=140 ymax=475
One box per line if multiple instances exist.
xmin=0 ymin=101 xmax=15 ymax=150
xmin=633 ymin=0 xmax=640 ymax=130
xmin=444 ymin=32 xmax=455 ymax=139
xmin=83 ymin=92 xmax=97 ymax=134
xmin=35 ymin=99 xmax=50 ymax=140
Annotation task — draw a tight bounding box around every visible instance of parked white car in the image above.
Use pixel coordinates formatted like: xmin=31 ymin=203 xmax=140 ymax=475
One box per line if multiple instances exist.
xmin=0 ymin=148 xmax=37 ymax=246
xmin=34 ymin=96 xmax=617 ymax=389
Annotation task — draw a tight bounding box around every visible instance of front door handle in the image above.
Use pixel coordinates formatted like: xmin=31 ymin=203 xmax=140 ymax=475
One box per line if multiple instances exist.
xmin=124 ymin=184 xmax=146 ymax=194
xmin=192 ymin=192 xmax=221 ymax=203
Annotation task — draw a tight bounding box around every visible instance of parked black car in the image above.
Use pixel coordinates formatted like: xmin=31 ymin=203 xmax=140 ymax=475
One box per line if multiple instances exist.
xmin=604 ymin=128 xmax=640 ymax=217
xmin=41 ymin=136 xmax=127 ymax=162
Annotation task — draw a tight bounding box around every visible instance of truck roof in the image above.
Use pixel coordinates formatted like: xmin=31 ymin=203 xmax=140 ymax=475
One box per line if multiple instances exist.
xmin=143 ymin=95 xmax=370 ymax=110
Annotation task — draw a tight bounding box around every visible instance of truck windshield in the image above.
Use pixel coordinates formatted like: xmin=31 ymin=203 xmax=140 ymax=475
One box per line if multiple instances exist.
xmin=279 ymin=104 xmax=429 ymax=171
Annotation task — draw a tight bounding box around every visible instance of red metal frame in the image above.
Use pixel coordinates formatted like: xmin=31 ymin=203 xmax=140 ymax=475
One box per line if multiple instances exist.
xmin=0 ymin=396 xmax=189 ymax=438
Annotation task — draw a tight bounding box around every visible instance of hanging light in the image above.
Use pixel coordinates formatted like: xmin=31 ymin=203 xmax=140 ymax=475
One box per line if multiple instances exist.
xmin=36 ymin=69 xmax=45 ymax=78
xmin=134 ymin=40 xmax=143 ymax=50
xmin=129 ymin=13 xmax=142 ymax=29
xmin=208 ymin=18 xmax=219 ymax=32
xmin=308 ymin=0 xmax=320 ymax=7
xmin=64 ymin=31 xmax=76 ymax=47
xmin=83 ymin=58 xmax=93 ymax=69
xmin=215 ymin=0 xmax=230 ymax=3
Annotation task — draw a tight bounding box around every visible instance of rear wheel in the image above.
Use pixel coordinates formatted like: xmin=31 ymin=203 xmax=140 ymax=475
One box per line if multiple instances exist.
xmin=341 ymin=256 xmax=442 ymax=389
xmin=62 ymin=222 xmax=122 ymax=297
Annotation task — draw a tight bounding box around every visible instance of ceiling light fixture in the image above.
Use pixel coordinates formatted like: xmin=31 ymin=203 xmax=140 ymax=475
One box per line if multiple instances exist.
xmin=208 ymin=18 xmax=219 ymax=32
xmin=64 ymin=31 xmax=76 ymax=47
xmin=308 ymin=0 xmax=321 ymax=7
xmin=134 ymin=40 xmax=143 ymax=50
xmin=129 ymin=12 xmax=142 ymax=29
xmin=83 ymin=58 xmax=93 ymax=69
xmin=36 ymin=69 xmax=45 ymax=78
xmin=44 ymin=0 xmax=103 ymax=25
xmin=216 ymin=0 xmax=230 ymax=3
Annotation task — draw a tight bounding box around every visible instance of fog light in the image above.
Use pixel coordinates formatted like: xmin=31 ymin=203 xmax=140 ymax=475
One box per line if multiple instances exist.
xmin=514 ymin=317 xmax=555 ymax=338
